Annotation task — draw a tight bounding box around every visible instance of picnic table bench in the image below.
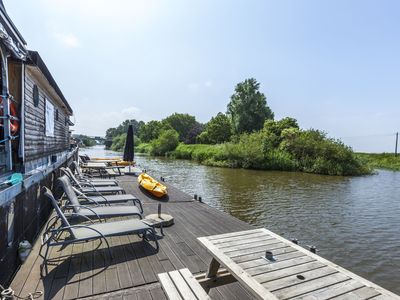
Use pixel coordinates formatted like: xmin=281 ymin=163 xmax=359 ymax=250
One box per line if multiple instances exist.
xmin=195 ymin=228 xmax=400 ymax=300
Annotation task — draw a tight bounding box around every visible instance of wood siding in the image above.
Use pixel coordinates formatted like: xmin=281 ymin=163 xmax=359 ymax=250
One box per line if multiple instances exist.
xmin=24 ymin=70 xmax=69 ymax=162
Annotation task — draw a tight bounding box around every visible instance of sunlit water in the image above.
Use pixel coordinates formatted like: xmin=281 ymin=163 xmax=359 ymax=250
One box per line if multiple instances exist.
xmin=82 ymin=145 xmax=400 ymax=293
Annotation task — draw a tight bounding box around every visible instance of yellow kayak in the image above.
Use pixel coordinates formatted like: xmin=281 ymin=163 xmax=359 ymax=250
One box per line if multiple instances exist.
xmin=138 ymin=173 xmax=167 ymax=198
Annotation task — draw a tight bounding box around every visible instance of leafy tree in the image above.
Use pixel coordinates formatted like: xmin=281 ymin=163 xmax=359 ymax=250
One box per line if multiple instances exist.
xmin=76 ymin=135 xmax=96 ymax=147
xmin=227 ymin=78 xmax=274 ymax=134
xmin=263 ymin=117 xmax=299 ymax=150
xmin=105 ymin=119 xmax=144 ymax=149
xmin=139 ymin=120 xmax=164 ymax=142
xmin=202 ymin=113 xmax=232 ymax=144
xmin=162 ymin=113 xmax=198 ymax=142
xmin=184 ymin=122 xmax=204 ymax=144
xmin=151 ymin=129 xmax=180 ymax=156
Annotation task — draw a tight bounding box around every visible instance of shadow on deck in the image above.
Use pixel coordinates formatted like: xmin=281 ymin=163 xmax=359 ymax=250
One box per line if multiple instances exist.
xmin=10 ymin=174 xmax=254 ymax=299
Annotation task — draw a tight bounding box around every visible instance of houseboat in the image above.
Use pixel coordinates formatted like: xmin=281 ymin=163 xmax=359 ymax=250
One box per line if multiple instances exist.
xmin=0 ymin=0 xmax=75 ymax=285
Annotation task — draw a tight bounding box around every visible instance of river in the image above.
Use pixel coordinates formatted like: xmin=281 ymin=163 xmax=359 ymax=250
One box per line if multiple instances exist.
xmin=82 ymin=145 xmax=400 ymax=294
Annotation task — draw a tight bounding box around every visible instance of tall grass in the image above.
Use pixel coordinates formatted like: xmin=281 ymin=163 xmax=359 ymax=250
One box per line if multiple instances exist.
xmin=356 ymin=153 xmax=400 ymax=171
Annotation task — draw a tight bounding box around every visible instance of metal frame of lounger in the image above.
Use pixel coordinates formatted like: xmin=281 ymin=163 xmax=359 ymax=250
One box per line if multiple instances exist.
xmin=57 ymin=173 xmax=143 ymax=212
xmin=57 ymin=175 xmax=143 ymax=220
xmin=60 ymin=167 xmax=125 ymax=195
xmin=40 ymin=187 xmax=159 ymax=277
xmin=73 ymin=187 xmax=144 ymax=213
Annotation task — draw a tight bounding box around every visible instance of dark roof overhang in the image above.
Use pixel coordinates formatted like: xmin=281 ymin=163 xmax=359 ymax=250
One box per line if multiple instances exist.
xmin=27 ymin=50 xmax=73 ymax=114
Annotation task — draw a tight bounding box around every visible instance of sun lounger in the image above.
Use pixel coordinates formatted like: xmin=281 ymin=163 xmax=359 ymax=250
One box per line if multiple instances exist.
xmin=57 ymin=175 xmax=142 ymax=219
xmin=61 ymin=167 xmax=125 ymax=195
xmin=63 ymin=165 xmax=118 ymax=187
xmin=40 ymin=187 xmax=158 ymax=276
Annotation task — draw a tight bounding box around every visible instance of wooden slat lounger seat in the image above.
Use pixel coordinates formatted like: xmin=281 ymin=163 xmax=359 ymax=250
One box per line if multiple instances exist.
xmin=158 ymin=268 xmax=211 ymax=300
xmin=57 ymin=176 xmax=143 ymax=219
xmin=61 ymin=167 xmax=125 ymax=194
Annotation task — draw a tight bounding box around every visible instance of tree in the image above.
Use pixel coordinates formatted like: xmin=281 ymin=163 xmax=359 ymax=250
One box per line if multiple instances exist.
xmin=162 ymin=113 xmax=198 ymax=142
xmin=184 ymin=122 xmax=204 ymax=144
xmin=202 ymin=113 xmax=232 ymax=144
xmin=263 ymin=117 xmax=299 ymax=150
xmin=151 ymin=129 xmax=180 ymax=156
xmin=227 ymin=78 xmax=274 ymax=134
xmin=105 ymin=119 xmax=144 ymax=145
xmin=139 ymin=120 xmax=163 ymax=142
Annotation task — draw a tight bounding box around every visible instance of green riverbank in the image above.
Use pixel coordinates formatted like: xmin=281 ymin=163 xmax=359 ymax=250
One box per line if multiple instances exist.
xmin=355 ymin=153 xmax=400 ymax=171
xmin=135 ymin=141 xmax=371 ymax=176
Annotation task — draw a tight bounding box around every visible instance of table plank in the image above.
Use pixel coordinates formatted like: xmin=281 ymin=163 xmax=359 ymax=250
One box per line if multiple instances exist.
xmin=291 ymin=280 xmax=365 ymax=300
xmin=212 ymin=231 xmax=271 ymax=244
xmin=263 ymin=266 xmax=338 ymax=292
xmin=253 ymin=261 xmax=326 ymax=284
xmin=217 ymin=235 xmax=276 ymax=249
xmin=207 ymin=229 xmax=265 ymax=241
xmin=274 ymin=273 xmax=351 ymax=299
xmin=233 ymin=247 xmax=298 ymax=264
xmin=220 ymin=238 xmax=282 ymax=253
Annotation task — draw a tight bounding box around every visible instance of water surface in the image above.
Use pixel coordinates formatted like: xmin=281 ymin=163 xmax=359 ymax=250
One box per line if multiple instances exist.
xmin=83 ymin=146 xmax=400 ymax=293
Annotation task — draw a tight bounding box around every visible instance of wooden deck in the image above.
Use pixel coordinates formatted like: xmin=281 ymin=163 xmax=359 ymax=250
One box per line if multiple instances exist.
xmin=10 ymin=175 xmax=254 ymax=300
xmin=9 ymin=174 xmax=400 ymax=299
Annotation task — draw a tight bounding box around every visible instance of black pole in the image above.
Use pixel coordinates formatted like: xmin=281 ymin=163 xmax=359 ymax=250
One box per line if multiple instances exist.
xmin=395 ymin=132 xmax=398 ymax=157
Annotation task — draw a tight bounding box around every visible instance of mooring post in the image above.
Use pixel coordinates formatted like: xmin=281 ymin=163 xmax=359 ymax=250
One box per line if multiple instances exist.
xmin=158 ymin=203 xmax=162 ymax=218
xmin=194 ymin=194 xmax=198 ymax=200
xmin=395 ymin=132 xmax=398 ymax=157
xmin=198 ymin=196 xmax=202 ymax=202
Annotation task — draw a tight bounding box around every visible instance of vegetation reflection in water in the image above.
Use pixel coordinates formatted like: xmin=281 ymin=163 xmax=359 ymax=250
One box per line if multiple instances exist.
xmin=83 ymin=145 xmax=400 ymax=294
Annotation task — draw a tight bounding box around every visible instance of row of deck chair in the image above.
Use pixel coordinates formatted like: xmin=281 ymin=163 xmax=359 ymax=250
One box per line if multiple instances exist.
xmin=39 ymin=162 xmax=159 ymax=276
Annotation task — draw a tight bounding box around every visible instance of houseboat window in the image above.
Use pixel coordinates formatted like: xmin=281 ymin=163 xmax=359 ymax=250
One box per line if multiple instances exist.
xmin=45 ymin=99 xmax=55 ymax=137
xmin=55 ymin=109 xmax=59 ymax=121
xmin=33 ymin=84 xmax=39 ymax=107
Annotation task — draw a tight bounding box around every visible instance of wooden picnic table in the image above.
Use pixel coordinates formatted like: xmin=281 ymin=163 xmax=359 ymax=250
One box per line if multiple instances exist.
xmin=198 ymin=228 xmax=400 ymax=300
xmin=83 ymin=162 xmax=108 ymax=168
xmin=82 ymin=163 xmax=125 ymax=175
xmin=86 ymin=159 xmax=121 ymax=164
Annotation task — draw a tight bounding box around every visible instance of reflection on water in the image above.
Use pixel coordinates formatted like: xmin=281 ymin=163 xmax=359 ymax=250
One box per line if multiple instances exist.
xmin=82 ymin=146 xmax=400 ymax=293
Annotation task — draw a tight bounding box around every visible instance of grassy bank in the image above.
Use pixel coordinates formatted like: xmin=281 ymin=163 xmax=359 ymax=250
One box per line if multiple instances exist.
xmin=356 ymin=153 xmax=400 ymax=171
xmin=168 ymin=142 xmax=370 ymax=176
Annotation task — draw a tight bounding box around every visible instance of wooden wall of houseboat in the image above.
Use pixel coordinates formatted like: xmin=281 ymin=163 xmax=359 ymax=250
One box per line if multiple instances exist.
xmin=24 ymin=70 xmax=70 ymax=162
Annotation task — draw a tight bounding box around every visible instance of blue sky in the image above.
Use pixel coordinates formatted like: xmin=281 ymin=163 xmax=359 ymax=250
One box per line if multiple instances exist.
xmin=5 ymin=0 xmax=400 ymax=152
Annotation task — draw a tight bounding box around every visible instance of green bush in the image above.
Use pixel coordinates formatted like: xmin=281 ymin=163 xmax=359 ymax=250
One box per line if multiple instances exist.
xmin=135 ymin=143 xmax=152 ymax=153
xmin=150 ymin=129 xmax=180 ymax=156
xmin=169 ymin=123 xmax=370 ymax=176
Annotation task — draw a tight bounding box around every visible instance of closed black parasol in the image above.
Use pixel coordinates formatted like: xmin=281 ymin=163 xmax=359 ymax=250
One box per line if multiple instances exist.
xmin=123 ymin=124 xmax=134 ymax=164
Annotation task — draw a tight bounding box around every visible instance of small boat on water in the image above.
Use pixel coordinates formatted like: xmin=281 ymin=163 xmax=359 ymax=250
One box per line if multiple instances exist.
xmin=138 ymin=173 xmax=168 ymax=198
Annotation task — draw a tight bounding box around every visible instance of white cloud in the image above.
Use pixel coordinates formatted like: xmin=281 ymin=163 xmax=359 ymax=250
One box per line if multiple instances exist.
xmin=54 ymin=33 xmax=80 ymax=48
